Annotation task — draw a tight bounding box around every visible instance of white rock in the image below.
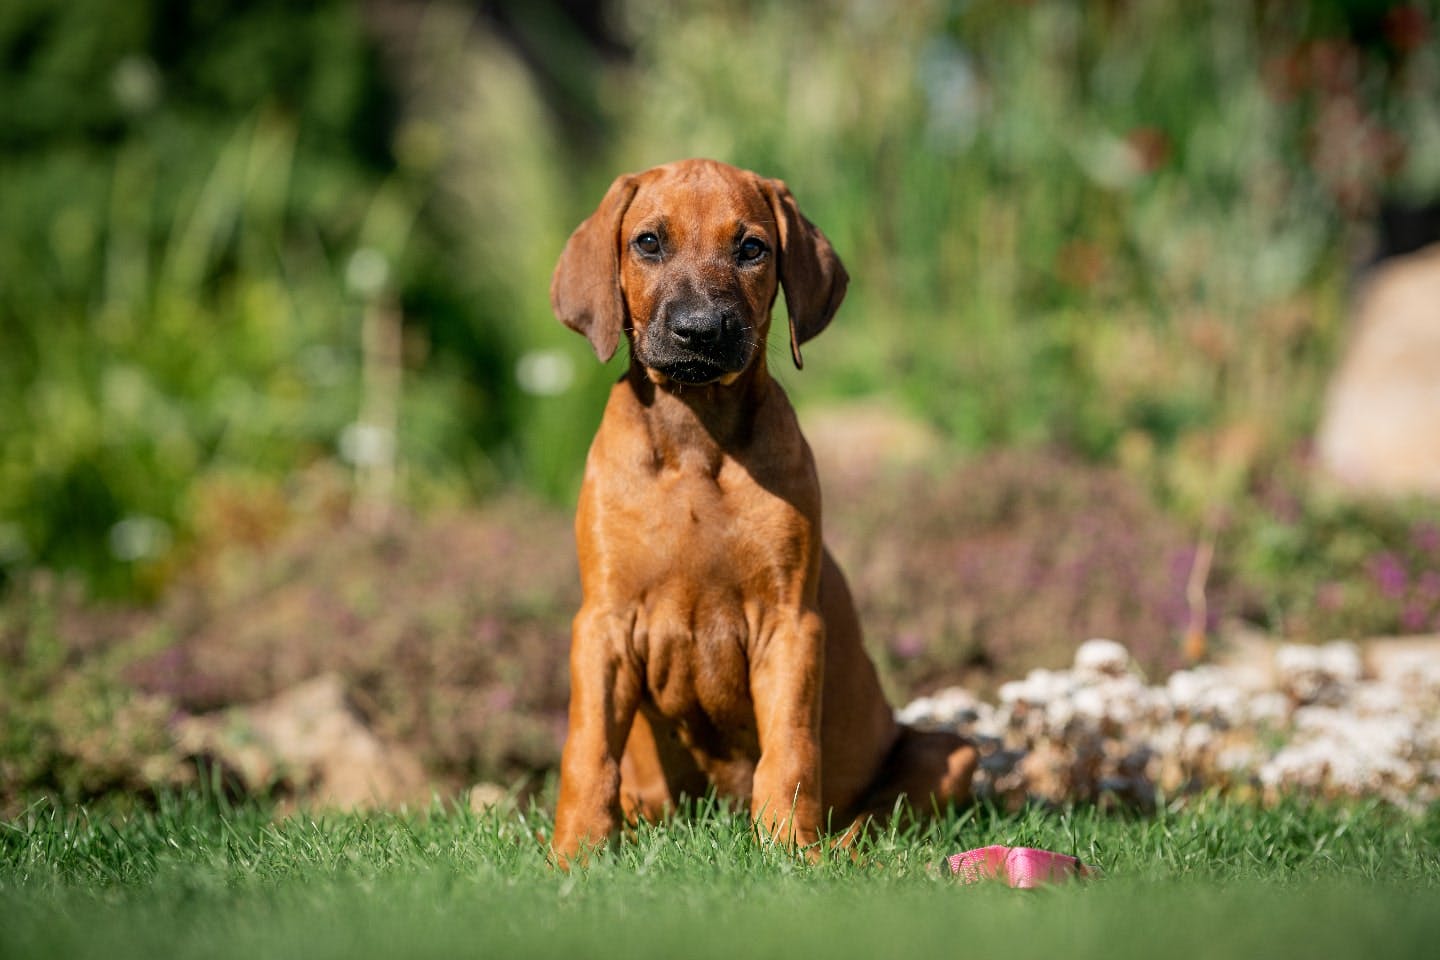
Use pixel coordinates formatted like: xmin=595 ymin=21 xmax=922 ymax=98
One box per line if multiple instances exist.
xmin=1045 ymin=695 xmax=1078 ymax=733
xmin=1351 ymin=681 xmax=1407 ymax=717
xmin=892 ymin=632 xmax=1434 ymax=806
xmin=1074 ymin=638 xmax=1134 ymax=681
xmin=1165 ymin=668 xmax=1213 ymax=710
xmin=1276 ymin=642 xmax=1361 ymax=704
xmin=999 ymin=668 xmax=1075 ymax=707
xmin=1150 ymin=722 xmax=1184 ymax=756
xmin=1260 ymin=741 xmax=1330 ymax=789
xmin=1246 ymin=691 xmax=1291 ymax=726
xmin=896 ymin=686 xmax=987 ymax=727
xmin=1181 ymin=723 xmax=1216 ymax=755
xmin=1216 ymin=743 xmax=1259 ymax=774
xmin=1320 ymin=642 xmax=1364 ymax=683
xmin=1071 ymin=686 xmax=1109 ymax=723
xmin=895 ymin=696 xmax=938 ymax=726
xmin=1164 ymin=666 xmax=1250 ymax=725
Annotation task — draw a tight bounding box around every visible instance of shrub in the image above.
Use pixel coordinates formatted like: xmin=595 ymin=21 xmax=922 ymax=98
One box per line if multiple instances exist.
xmin=824 ymin=451 xmax=1237 ymax=694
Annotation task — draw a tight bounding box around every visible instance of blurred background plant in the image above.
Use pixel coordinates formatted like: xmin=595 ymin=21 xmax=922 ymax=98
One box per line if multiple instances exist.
xmin=2 ymin=0 xmax=1438 ymax=807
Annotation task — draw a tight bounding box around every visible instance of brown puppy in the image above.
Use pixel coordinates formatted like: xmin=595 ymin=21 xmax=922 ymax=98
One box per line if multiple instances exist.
xmin=549 ymin=159 xmax=975 ymax=865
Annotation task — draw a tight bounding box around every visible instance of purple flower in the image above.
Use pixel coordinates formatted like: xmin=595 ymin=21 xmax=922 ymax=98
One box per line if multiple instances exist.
xmin=890 ymin=631 xmax=927 ymax=660
xmin=1368 ymin=551 xmax=1408 ymax=600
xmin=1412 ymin=522 xmax=1440 ymax=558
xmin=1401 ymin=604 xmax=1429 ymax=633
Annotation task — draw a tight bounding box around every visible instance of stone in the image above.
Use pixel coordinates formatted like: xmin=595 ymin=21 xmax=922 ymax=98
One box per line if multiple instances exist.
xmin=1072 ymin=638 xmax=1133 ymax=681
xmin=175 ymin=673 xmax=428 ymax=810
xmin=1365 ymin=635 xmax=1440 ymax=694
xmin=896 ymin=635 xmax=1439 ymax=808
xmin=1275 ymin=641 xmax=1361 ymax=705
xmin=1316 ymin=243 xmax=1440 ymax=496
xmin=468 ymin=782 xmax=511 ymax=812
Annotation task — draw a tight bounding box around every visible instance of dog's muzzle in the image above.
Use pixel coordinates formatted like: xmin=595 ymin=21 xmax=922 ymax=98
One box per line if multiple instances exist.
xmin=642 ymin=302 xmax=752 ymax=385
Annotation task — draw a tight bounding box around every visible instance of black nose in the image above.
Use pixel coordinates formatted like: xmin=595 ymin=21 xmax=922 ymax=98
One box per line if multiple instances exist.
xmin=669 ymin=309 xmax=725 ymax=347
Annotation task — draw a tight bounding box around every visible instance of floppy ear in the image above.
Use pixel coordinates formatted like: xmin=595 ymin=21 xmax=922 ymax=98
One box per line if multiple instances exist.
xmin=763 ymin=178 xmax=849 ymax=369
xmin=550 ymin=174 xmax=640 ymax=362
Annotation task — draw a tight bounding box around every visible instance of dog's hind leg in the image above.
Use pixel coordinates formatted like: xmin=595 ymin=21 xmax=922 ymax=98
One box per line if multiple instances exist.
xmin=845 ymin=725 xmax=978 ymax=834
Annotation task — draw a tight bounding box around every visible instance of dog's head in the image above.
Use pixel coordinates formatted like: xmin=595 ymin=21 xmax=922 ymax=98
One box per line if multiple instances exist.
xmin=551 ymin=159 xmax=847 ymax=384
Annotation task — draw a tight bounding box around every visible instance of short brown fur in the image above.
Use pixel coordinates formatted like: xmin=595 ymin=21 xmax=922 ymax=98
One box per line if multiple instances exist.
xmin=549 ymin=159 xmax=975 ymax=865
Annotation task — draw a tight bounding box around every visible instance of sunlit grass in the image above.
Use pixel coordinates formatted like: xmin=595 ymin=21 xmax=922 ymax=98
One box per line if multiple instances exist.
xmin=3 ymin=794 xmax=1437 ymax=959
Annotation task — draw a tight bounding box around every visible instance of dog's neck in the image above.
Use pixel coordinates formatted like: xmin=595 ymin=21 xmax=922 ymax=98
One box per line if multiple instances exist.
xmin=625 ymin=356 xmax=777 ymax=464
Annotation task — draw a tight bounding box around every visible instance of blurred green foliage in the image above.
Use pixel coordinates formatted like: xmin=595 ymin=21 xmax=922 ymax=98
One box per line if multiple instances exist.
xmin=3 ymin=0 xmax=392 ymax=594
xmin=0 ymin=0 xmax=584 ymax=597
xmin=2 ymin=0 xmax=1438 ymax=601
xmin=2 ymin=0 xmax=1440 ymax=810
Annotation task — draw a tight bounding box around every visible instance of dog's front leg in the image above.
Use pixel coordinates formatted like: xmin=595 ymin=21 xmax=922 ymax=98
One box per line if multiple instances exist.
xmin=749 ymin=609 xmax=825 ymax=851
xmin=551 ymin=610 xmax=641 ymax=869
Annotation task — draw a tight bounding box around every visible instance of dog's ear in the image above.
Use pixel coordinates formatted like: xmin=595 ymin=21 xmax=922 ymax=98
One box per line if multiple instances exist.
xmin=763 ymin=178 xmax=849 ymax=370
xmin=551 ymin=174 xmax=640 ymax=362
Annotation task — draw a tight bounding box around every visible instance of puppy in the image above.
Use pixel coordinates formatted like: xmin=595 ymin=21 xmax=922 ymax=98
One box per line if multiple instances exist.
xmin=548 ymin=159 xmax=975 ymax=865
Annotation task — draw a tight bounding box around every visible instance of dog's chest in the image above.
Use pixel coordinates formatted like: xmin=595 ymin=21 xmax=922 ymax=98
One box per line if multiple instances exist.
xmin=619 ymin=468 xmax=809 ymax=731
xmin=637 ymin=596 xmax=756 ymax=741
xmin=579 ymin=385 xmax=821 ymax=746
xmin=594 ymin=447 xmax=813 ymax=596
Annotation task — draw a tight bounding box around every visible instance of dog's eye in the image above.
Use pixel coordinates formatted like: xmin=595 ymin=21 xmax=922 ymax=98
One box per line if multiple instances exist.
xmin=634 ymin=232 xmax=662 ymax=257
xmin=737 ymin=237 xmax=768 ymax=263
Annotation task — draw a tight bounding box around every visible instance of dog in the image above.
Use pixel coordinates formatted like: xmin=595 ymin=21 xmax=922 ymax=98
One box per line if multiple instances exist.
xmin=548 ymin=159 xmax=976 ymax=865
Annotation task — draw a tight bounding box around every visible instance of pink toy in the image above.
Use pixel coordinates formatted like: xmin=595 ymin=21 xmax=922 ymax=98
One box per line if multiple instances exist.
xmin=947 ymin=845 xmax=1097 ymax=888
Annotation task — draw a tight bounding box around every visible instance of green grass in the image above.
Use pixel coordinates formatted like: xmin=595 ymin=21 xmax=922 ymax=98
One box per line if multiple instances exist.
xmin=3 ymin=794 xmax=1438 ymax=959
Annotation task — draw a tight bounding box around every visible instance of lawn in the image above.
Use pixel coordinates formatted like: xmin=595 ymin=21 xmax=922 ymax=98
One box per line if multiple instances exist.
xmin=3 ymin=794 xmax=1438 ymax=960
